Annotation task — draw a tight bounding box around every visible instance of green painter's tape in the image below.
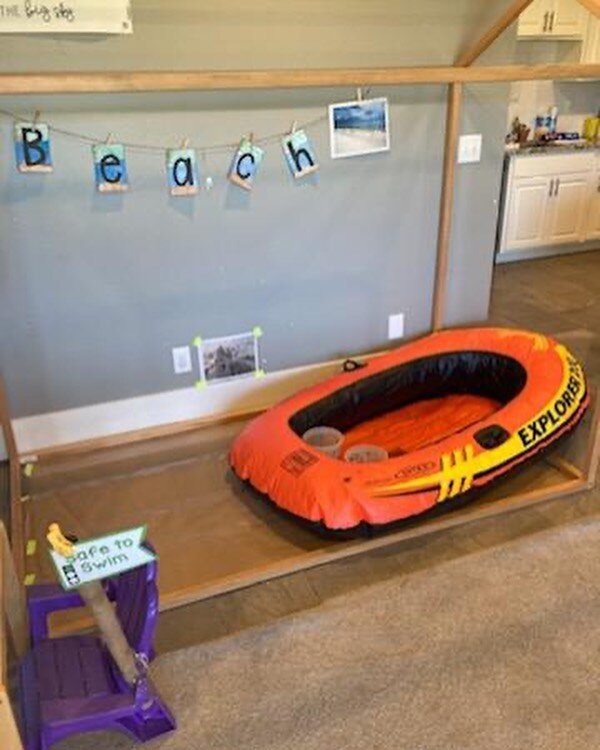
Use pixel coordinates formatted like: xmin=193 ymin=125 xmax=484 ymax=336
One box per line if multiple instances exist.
xmin=26 ymin=540 xmax=37 ymax=556
xmin=192 ymin=336 xmax=202 ymax=348
xmin=24 ymin=463 xmax=35 ymax=477
xmin=195 ymin=379 xmax=207 ymax=390
xmin=24 ymin=573 xmax=36 ymax=586
xmin=255 ymin=369 xmax=266 ymax=379
xmin=252 ymin=326 xmax=263 ymax=338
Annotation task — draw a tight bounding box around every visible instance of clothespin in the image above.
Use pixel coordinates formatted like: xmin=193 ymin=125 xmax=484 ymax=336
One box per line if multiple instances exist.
xmin=289 ymin=121 xmax=298 ymax=135
xmin=33 ymin=109 xmax=41 ymax=125
xmin=105 ymin=132 xmax=114 ymax=145
xmin=180 ymin=137 xmax=190 ymax=149
xmin=47 ymin=523 xmax=75 ymax=559
xmin=356 ymin=88 xmax=363 ymax=103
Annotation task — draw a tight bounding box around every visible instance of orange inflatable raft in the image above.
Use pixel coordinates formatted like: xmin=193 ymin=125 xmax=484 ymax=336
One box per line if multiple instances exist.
xmin=230 ymin=328 xmax=589 ymax=535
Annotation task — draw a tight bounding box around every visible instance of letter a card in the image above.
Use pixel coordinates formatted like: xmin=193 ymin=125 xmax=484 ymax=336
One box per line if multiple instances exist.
xmin=166 ymin=148 xmax=199 ymax=196
xmin=282 ymin=129 xmax=319 ymax=179
xmin=14 ymin=121 xmax=53 ymax=173
xmin=93 ymin=144 xmax=129 ymax=192
xmin=229 ymin=138 xmax=264 ymax=191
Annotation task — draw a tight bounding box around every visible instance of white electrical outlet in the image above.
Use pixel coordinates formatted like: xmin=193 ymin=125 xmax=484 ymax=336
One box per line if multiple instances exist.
xmin=172 ymin=346 xmax=192 ymax=375
xmin=458 ymin=134 xmax=482 ymax=164
xmin=388 ymin=313 xmax=405 ymax=340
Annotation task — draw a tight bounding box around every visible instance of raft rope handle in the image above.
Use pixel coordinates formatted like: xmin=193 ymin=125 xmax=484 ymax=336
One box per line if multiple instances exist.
xmin=342 ymin=359 xmax=367 ymax=373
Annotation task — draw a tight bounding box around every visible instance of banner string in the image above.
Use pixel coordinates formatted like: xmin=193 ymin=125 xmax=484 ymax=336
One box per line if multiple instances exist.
xmin=0 ymin=106 xmax=328 ymax=155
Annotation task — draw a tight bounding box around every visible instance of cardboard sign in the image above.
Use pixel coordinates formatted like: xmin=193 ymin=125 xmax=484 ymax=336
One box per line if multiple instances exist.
xmin=49 ymin=526 xmax=155 ymax=590
xmin=0 ymin=1 xmax=132 ymax=34
xmin=93 ymin=143 xmax=129 ymax=192
xmin=14 ymin=122 xmax=52 ymax=173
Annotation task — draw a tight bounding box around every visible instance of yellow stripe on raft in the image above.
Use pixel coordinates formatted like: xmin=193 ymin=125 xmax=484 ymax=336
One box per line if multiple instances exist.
xmin=369 ymin=345 xmax=585 ymax=502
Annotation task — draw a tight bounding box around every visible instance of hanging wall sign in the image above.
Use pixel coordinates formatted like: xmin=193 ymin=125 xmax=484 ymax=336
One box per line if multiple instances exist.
xmin=229 ymin=137 xmax=264 ymax=191
xmin=93 ymin=143 xmax=129 ymax=192
xmin=14 ymin=121 xmax=52 ymax=173
xmin=166 ymin=148 xmax=199 ymax=196
xmin=49 ymin=525 xmax=156 ymax=590
xmin=0 ymin=1 xmax=132 ymax=34
xmin=282 ymin=129 xmax=319 ymax=179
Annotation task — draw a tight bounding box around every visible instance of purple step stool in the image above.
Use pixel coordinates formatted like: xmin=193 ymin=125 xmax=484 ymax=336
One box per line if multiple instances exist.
xmin=19 ymin=543 xmax=176 ymax=749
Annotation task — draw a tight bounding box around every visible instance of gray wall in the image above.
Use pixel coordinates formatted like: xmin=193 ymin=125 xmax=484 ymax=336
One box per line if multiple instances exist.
xmin=1 ymin=1 xmax=516 ymax=417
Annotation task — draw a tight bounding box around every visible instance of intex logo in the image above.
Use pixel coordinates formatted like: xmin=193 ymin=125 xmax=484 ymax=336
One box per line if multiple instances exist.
xmin=394 ymin=461 xmax=436 ymax=479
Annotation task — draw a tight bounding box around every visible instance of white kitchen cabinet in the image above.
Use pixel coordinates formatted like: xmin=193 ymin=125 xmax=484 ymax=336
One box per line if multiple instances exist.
xmin=499 ymin=151 xmax=595 ymax=256
xmin=587 ymin=159 xmax=600 ymax=238
xmin=581 ymin=14 xmax=600 ymax=62
xmin=517 ymin=0 xmax=587 ymax=38
xmin=545 ymin=173 xmax=589 ymax=244
xmin=504 ymin=176 xmax=553 ymax=249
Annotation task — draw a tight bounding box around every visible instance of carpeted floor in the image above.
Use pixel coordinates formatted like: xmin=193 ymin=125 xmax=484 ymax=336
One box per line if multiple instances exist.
xmin=59 ymin=517 xmax=600 ymax=750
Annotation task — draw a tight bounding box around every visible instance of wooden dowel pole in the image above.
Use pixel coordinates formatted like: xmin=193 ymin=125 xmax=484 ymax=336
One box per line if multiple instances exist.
xmin=0 ymin=64 xmax=599 ymax=95
xmin=0 ymin=378 xmax=24 ymax=580
xmin=432 ymin=82 xmax=462 ymax=331
xmin=77 ymin=581 xmax=139 ymax=685
xmin=576 ymin=0 xmax=600 ymax=20
xmin=455 ymin=0 xmax=536 ymax=67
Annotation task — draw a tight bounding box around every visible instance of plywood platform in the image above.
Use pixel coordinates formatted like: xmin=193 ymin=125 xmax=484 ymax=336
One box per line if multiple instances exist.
xmin=20 ymin=390 xmax=598 ymax=637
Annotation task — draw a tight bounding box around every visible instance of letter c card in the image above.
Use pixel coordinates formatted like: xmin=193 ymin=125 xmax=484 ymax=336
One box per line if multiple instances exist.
xmin=229 ymin=138 xmax=264 ymax=191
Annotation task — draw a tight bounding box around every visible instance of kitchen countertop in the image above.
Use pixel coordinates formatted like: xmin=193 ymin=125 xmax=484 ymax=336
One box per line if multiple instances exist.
xmin=506 ymin=141 xmax=599 ymax=156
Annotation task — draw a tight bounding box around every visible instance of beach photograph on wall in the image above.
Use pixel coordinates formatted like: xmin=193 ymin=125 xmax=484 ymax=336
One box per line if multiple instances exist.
xmin=328 ymin=97 xmax=390 ymax=159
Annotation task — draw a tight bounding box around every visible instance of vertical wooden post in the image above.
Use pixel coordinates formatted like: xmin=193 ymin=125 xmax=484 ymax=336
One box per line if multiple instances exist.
xmin=0 ymin=379 xmax=24 ymax=581
xmin=0 ymin=522 xmax=26 ymax=750
xmin=432 ymin=82 xmax=462 ymax=331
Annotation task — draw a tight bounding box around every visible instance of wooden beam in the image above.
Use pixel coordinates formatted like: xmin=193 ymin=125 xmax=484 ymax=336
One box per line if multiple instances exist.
xmin=0 ymin=64 xmax=599 ymax=95
xmin=577 ymin=0 xmax=600 ymax=20
xmin=432 ymin=83 xmax=462 ymax=331
xmin=0 ymin=687 xmax=23 ymax=750
xmin=0 ymin=379 xmax=24 ymax=581
xmin=0 ymin=522 xmax=27 ymax=680
xmin=455 ymin=0 xmax=536 ymax=66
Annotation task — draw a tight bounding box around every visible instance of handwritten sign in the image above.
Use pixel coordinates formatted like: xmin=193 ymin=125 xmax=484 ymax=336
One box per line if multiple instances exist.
xmin=49 ymin=526 xmax=155 ymax=590
xmin=0 ymin=1 xmax=132 ymax=34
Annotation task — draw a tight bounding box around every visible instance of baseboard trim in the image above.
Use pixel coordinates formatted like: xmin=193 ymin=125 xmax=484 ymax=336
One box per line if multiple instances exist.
xmin=12 ymin=352 xmax=379 ymax=459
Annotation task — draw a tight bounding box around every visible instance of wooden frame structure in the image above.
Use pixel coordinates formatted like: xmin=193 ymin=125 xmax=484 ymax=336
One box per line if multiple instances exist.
xmin=0 ymin=522 xmax=27 ymax=750
xmin=0 ymin=0 xmax=598 ymax=554
xmin=0 ymin=3 xmax=599 ymax=737
xmin=0 ymin=0 xmax=597 ymax=544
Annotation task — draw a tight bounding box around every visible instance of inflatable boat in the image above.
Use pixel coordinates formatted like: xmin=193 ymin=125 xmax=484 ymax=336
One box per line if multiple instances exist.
xmin=230 ymin=328 xmax=589 ymax=535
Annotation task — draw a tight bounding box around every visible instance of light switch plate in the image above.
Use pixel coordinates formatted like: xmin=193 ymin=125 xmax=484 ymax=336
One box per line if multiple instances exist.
xmin=458 ymin=133 xmax=482 ymax=164
xmin=172 ymin=345 xmax=192 ymax=374
xmin=388 ymin=313 xmax=405 ymax=340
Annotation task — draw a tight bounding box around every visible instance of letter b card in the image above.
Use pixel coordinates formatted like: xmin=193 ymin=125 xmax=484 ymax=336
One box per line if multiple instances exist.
xmin=15 ymin=122 xmax=53 ymax=173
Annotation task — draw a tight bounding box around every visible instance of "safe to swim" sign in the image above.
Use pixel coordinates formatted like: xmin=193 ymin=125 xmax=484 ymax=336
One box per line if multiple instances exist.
xmin=49 ymin=526 xmax=155 ymax=590
xmin=0 ymin=1 xmax=132 ymax=34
